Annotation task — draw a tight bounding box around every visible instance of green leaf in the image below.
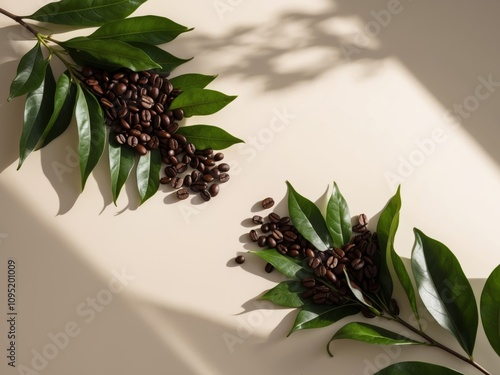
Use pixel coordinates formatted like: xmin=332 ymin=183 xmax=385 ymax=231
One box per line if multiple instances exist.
xmin=249 ymin=249 xmax=311 ymax=280
xmin=375 ymin=361 xmax=464 ymax=375
xmin=89 ymin=16 xmax=191 ymax=44
xmin=27 ymin=0 xmax=148 ymax=26
xmin=412 ymin=228 xmax=478 ymax=356
xmin=18 ymin=64 xmax=56 ymax=169
xmin=480 ymin=264 xmax=500 ymax=356
xmin=286 ymin=181 xmax=331 ymax=251
xmin=40 ymin=72 xmax=77 ymax=147
xmin=170 ymin=74 xmax=217 ymax=91
xmin=62 ymin=37 xmax=160 ymax=71
xmin=176 ymin=125 xmax=243 ymax=150
xmin=325 ymin=182 xmax=351 ymax=248
xmin=136 ymin=149 xmax=161 ymax=204
xmin=328 ymin=322 xmax=423 ymax=356
xmin=128 ymin=42 xmax=191 ymax=75
xmin=375 ymin=187 xmax=398 ymax=306
xmin=9 ymin=42 xmax=47 ymax=101
xmin=344 ymin=269 xmax=378 ymax=313
xmin=289 ymin=303 xmax=359 ymax=335
xmin=169 ymin=88 xmax=236 ymax=117
xmin=378 ymin=187 xmax=419 ymax=320
xmin=109 ymin=135 xmax=135 ymax=205
xmin=260 ymin=280 xmax=305 ymax=308
xmin=74 ymin=85 xmax=106 ymax=189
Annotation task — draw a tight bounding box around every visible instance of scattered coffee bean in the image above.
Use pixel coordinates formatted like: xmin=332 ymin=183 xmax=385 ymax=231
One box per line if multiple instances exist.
xmin=235 ymin=255 xmax=245 ymax=264
xmin=261 ymin=197 xmax=275 ymax=209
xmin=176 ymin=189 xmax=189 ymax=200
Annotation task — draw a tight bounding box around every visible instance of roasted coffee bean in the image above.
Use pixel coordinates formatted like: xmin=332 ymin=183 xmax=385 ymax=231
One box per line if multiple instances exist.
xmin=271 ymin=230 xmax=283 ymax=242
xmin=305 ymin=248 xmax=315 ymax=258
xmin=160 ymin=176 xmax=172 ymax=184
xmin=268 ymin=212 xmax=280 ymax=223
xmin=249 ymin=230 xmax=259 ymax=242
xmin=288 ymin=248 xmax=300 ymax=257
xmin=261 ymin=197 xmax=274 ymax=209
xmin=364 ymin=265 xmax=378 ymax=279
xmin=235 ymin=255 xmax=245 ymax=264
xmin=170 ymin=177 xmax=183 ymax=189
xmin=176 ymin=163 xmax=188 ymax=173
xmin=278 ymin=217 xmax=290 ymax=225
xmin=139 ymin=133 xmax=150 ymax=143
xmin=257 ymin=235 xmax=267 ymax=247
xmin=266 ymin=236 xmax=277 ymax=248
xmin=168 ymin=138 xmax=178 ymax=150
xmin=127 ymin=136 xmax=138 ymax=147
xmin=358 ymin=213 xmax=368 ymax=226
xmin=261 ymin=223 xmax=270 ymax=233
xmin=302 ymin=289 xmax=315 ymax=299
xmin=202 ymin=173 xmax=214 ymax=183
xmin=92 ymin=85 xmax=103 ymax=95
xmin=365 ymin=242 xmax=377 ymax=256
xmin=165 ymin=166 xmax=177 ymax=178
xmin=325 ymin=270 xmax=337 ymax=284
xmin=214 ymin=152 xmax=224 ymax=161
xmin=192 ymin=181 xmax=207 ymax=191
xmin=176 ymin=188 xmax=189 ymax=200
xmin=351 ymin=258 xmax=365 ymax=271
xmin=333 ymin=248 xmax=345 ymax=258
xmin=352 ymin=224 xmax=367 ymax=233
xmin=276 ymin=244 xmax=288 ymax=255
xmin=265 ymin=263 xmax=274 ymax=273
xmin=283 ymin=231 xmax=297 ymax=242
xmin=210 ymin=167 xmax=221 ymax=178
xmin=209 ymin=183 xmax=219 ymax=197
xmin=200 ymin=189 xmax=211 ymax=201
xmin=218 ymin=163 xmax=230 ymax=172
xmin=219 ymin=173 xmax=229 ymax=184
xmin=252 ymin=215 xmax=264 ymax=225
xmin=100 ymin=97 xmax=114 ymax=108
xmin=301 ymin=277 xmax=316 ymax=288
xmin=166 ymin=122 xmax=179 ymax=134
xmin=140 ymin=95 xmax=154 ymax=109
xmin=135 ymin=144 xmax=147 ymax=155
xmin=113 ymin=83 xmax=127 ymax=96
xmin=183 ymin=175 xmax=192 ymax=187
xmin=326 ymin=256 xmax=338 ymax=269
xmin=313 ymin=293 xmax=327 ymax=304
xmin=172 ymin=108 xmax=184 ymax=121
xmin=310 ymin=257 xmax=321 ymax=269
xmin=115 ymin=134 xmax=126 ymax=145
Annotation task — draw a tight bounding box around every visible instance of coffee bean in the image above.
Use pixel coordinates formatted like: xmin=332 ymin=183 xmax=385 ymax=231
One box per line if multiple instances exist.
xmin=165 ymin=166 xmax=177 ymax=178
xmin=219 ymin=173 xmax=230 ymax=183
xmin=283 ymin=231 xmax=297 ymax=242
xmin=276 ymin=244 xmax=288 ymax=255
xmin=252 ymin=215 xmax=264 ymax=225
xmin=113 ymin=82 xmax=127 ymax=96
xmin=127 ymin=136 xmax=138 ymax=147
xmin=257 ymin=235 xmax=267 ymax=247
xmin=268 ymin=212 xmax=280 ymax=223
xmin=176 ymin=188 xmax=189 ymax=200
xmin=209 ymin=183 xmax=219 ymax=197
xmin=218 ymin=163 xmax=230 ymax=172
xmin=313 ymin=293 xmax=327 ymax=304
xmin=261 ymin=223 xmax=270 ymax=233
xmin=160 ymin=176 xmax=172 ymax=184
xmin=261 ymin=197 xmax=274 ymax=209
xmin=333 ymin=248 xmax=345 ymax=258
xmin=301 ymin=277 xmax=316 ymax=288
xmin=352 ymin=224 xmax=367 ymax=233
xmin=200 ymin=189 xmax=211 ymax=201
xmin=140 ymin=95 xmax=154 ymax=109
xmin=263 ymin=262 xmax=274 ymax=273
xmin=325 ymin=270 xmax=337 ymax=284
xmin=249 ymin=230 xmax=258 ymax=242
xmin=358 ymin=213 xmax=368 ymax=226
xmin=271 ymin=230 xmax=283 ymax=242
xmin=202 ymin=173 xmax=214 ymax=183
xmin=170 ymin=177 xmax=182 ymax=189
xmin=266 ymin=236 xmax=277 ymax=248
xmin=183 ymin=175 xmax=192 ymax=187
xmin=173 ymin=108 xmax=184 ymax=121
xmin=115 ymin=134 xmax=126 ymax=145
xmin=288 ymin=249 xmax=300 ymax=257
xmin=351 ymin=258 xmax=365 ymax=271
xmin=135 ymin=144 xmax=147 ymax=155
xmin=235 ymin=255 xmax=245 ymax=264
xmin=214 ymin=152 xmax=224 ymax=161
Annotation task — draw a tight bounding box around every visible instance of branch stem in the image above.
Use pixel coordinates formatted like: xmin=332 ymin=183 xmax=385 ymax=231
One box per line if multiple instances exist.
xmin=0 ymin=8 xmax=38 ymax=37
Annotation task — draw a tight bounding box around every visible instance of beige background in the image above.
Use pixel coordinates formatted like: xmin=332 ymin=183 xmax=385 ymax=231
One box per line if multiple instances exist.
xmin=1 ymin=0 xmax=500 ymax=374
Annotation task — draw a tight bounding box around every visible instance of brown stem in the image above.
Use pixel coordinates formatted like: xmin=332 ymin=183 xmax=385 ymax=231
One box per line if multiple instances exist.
xmin=393 ymin=316 xmax=491 ymax=375
xmin=0 ymin=8 xmax=38 ymax=38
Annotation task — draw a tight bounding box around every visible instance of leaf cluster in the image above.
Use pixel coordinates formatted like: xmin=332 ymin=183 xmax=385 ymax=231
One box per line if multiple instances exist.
xmin=250 ymin=182 xmax=500 ymax=375
xmin=5 ymin=0 xmax=242 ymax=205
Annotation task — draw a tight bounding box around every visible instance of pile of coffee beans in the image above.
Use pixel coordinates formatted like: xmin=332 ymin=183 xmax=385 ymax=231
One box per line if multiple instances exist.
xmin=247 ymin=200 xmax=381 ymax=307
xmin=81 ymin=66 xmax=230 ymax=201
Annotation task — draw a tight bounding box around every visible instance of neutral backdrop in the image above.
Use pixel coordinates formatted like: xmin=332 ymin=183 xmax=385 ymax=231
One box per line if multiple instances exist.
xmin=1 ymin=0 xmax=499 ymax=374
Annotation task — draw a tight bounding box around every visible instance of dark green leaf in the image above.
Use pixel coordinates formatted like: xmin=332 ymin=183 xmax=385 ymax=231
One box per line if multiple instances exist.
xmin=286 ymin=181 xmax=331 ymax=251
xmin=260 ymin=280 xmax=305 ymax=308
xmin=62 ymin=37 xmax=160 ymax=71
xmin=480 ymin=264 xmax=500 ymax=356
xmin=136 ymin=149 xmax=161 ymax=204
xmin=74 ymin=85 xmax=106 ymax=189
xmin=18 ymin=64 xmax=56 ymax=169
xmin=169 ymin=88 xmax=236 ymax=117
xmin=9 ymin=42 xmax=47 ymax=101
xmin=289 ymin=303 xmax=359 ymax=335
xmin=40 ymin=72 xmax=77 ymax=147
xmin=249 ymin=249 xmax=310 ymax=280
xmin=176 ymin=125 xmax=243 ymax=150
xmin=326 ymin=182 xmax=351 ymax=248
xmin=375 ymin=361 xmax=464 ymax=375
xmin=27 ymin=0 xmax=147 ymax=26
xmin=344 ymin=269 xmax=378 ymax=313
xmin=128 ymin=42 xmax=191 ymax=75
xmin=412 ymin=229 xmax=478 ymax=356
xmin=170 ymin=74 xmax=217 ymax=91
xmin=328 ymin=322 xmax=423 ymax=356
xmin=378 ymin=187 xmax=419 ymax=320
xmin=375 ymin=187 xmax=398 ymax=306
xmin=89 ymin=16 xmax=191 ymax=44
xmin=109 ymin=135 xmax=135 ymax=205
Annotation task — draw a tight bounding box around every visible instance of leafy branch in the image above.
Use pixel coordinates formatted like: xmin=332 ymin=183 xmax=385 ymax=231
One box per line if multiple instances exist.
xmin=1 ymin=0 xmax=242 ymax=206
xmin=246 ymin=182 xmax=500 ymax=375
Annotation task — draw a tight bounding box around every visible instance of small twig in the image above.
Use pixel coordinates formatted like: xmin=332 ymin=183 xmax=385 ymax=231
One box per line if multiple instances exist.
xmin=0 ymin=8 xmax=38 ymax=38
